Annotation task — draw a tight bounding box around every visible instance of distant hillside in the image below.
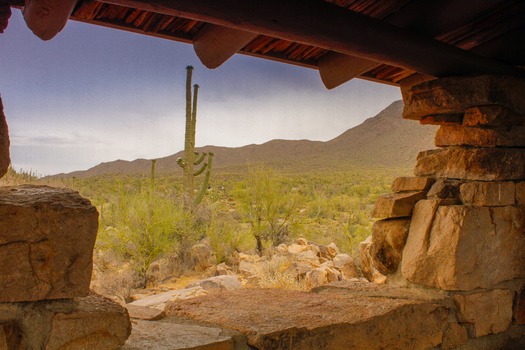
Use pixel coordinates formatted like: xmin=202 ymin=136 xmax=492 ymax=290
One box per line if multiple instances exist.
xmin=55 ymin=100 xmax=438 ymax=178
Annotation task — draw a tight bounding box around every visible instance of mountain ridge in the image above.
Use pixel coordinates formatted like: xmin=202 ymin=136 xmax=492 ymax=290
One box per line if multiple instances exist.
xmin=53 ymin=100 xmax=438 ymax=178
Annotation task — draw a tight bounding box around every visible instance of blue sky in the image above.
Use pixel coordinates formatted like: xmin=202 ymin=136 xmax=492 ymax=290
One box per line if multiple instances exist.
xmin=0 ymin=9 xmax=401 ymax=175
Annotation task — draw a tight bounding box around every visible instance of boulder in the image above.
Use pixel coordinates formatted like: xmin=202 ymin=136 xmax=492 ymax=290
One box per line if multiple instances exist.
xmin=189 ymin=242 xmax=216 ymax=272
xmin=370 ymin=219 xmax=410 ymax=275
xmin=305 ymin=267 xmax=329 ymax=289
xmin=0 ymin=185 xmax=98 ymax=302
xmin=403 ymin=75 xmax=525 ymax=120
xmin=332 ymin=254 xmax=359 ymax=279
xmin=402 ymin=203 xmax=525 ymax=290
xmin=359 ymin=236 xmax=386 ymax=284
xmin=427 ymin=179 xmax=461 ymax=199
xmin=453 ymin=290 xmax=514 ymax=337
xmin=186 ymin=275 xmax=242 ymax=292
xmin=460 ymin=181 xmax=515 ymax=206
xmin=391 ymin=177 xmax=435 ymax=192
xmin=372 ymin=191 xmax=426 ymax=218
xmin=287 ymin=243 xmax=308 ymax=254
xmin=415 ymin=147 xmax=525 ymax=181
xmin=435 ymin=125 xmax=525 ymax=147
xmin=0 ymin=98 xmax=10 ymax=179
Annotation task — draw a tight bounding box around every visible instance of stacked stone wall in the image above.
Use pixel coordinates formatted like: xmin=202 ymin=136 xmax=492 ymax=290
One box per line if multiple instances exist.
xmin=366 ymin=76 xmax=525 ymax=349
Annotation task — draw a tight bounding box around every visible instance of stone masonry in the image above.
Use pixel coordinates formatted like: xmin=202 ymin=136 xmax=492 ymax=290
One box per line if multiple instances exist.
xmin=368 ymin=75 xmax=525 ymax=349
xmin=0 ymin=185 xmax=131 ymax=349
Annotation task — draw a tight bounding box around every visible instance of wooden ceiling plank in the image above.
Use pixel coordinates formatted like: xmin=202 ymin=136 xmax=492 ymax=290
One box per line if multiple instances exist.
xmin=318 ymin=52 xmax=380 ymax=89
xmin=99 ymin=0 xmax=521 ymax=77
xmin=193 ymin=24 xmax=257 ymax=69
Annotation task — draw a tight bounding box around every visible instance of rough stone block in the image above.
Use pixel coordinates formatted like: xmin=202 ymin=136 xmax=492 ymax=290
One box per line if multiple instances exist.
xmin=415 ymin=148 xmax=525 ymax=181
xmin=45 ymin=293 xmax=131 ymax=350
xmin=359 ymin=236 xmax=386 ymax=284
xmin=441 ymin=322 xmax=468 ymax=350
xmin=427 ymin=179 xmax=461 ymax=199
xmin=403 ymin=75 xmax=525 ymax=120
xmin=0 ymin=185 xmax=98 ymax=302
xmin=391 ymin=176 xmax=435 ymax=192
xmin=402 ymin=204 xmax=525 ymax=290
xmin=370 ymin=219 xmax=410 ymax=275
xmin=166 ymin=286 xmax=450 ymax=350
xmin=436 ymin=125 xmax=525 ymax=147
xmin=0 ymin=98 xmax=9 ymax=179
xmin=454 ymin=290 xmax=513 ymax=337
xmin=463 ymin=105 xmax=525 ymax=126
xmin=460 ymin=181 xmax=516 ymax=206
xmin=372 ymin=191 xmax=426 ymax=218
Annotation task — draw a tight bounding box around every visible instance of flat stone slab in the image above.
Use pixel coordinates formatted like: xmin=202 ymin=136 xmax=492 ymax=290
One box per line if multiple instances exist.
xmin=435 ymin=125 xmax=525 ymax=147
xmin=122 ymin=320 xmax=235 ymax=350
xmin=0 ymin=185 xmax=98 ymax=302
xmin=129 ymin=287 xmax=208 ymax=310
xmin=125 ymin=304 xmax=166 ymax=321
xmin=372 ymin=191 xmax=426 ymax=218
xmin=166 ymin=283 xmax=451 ymax=350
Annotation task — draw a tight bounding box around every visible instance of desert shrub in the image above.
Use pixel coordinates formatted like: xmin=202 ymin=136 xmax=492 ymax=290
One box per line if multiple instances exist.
xmin=96 ymin=186 xmax=203 ymax=284
xmin=205 ymin=208 xmax=250 ymax=264
xmin=257 ymin=255 xmax=307 ymax=290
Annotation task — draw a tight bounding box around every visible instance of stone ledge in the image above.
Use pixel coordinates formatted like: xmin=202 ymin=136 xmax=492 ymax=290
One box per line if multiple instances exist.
xmin=435 ymin=125 xmax=525 ymax=147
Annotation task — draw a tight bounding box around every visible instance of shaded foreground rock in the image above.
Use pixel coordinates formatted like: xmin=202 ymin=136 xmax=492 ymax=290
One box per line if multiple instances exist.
xmin=0 ymin=293 xmax=131 ymax=349
xmin=122 ymin=320 xmax=236 ymax=350
xmin=370 ymin=218 xmax=410 ymax=275
xmin=0 ymin=185 xmax=98 ymax=302
xmin=166 ymin=284 xmax=450 ymax=350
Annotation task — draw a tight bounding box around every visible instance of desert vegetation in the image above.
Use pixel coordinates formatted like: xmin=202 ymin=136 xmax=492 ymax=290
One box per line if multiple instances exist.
xmin=2 ymin=164 xmax=407 ymax=299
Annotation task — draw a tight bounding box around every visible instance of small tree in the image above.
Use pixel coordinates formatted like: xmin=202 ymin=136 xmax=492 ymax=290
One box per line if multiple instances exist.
xmin=237 ymin=165 xmax=298 ymax=255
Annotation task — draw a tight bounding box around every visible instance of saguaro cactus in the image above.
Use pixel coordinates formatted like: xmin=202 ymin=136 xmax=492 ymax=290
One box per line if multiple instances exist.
xmin=177 ymin=66 xmax=214 ymax=206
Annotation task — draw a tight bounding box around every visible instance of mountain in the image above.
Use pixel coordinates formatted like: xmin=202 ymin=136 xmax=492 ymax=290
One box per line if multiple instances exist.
xmin=56 ymin=100 xmax=438 ymax=178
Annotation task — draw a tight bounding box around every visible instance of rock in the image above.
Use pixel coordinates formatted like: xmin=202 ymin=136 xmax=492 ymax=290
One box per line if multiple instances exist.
xmin=402 ymin=204 xmax=525 ymax=290
xmin=516 ymin=182 xmax=525 ymax=204
xmin=326 ymin=242 xmax=340 ymax=258
xmin=215 ymin=263 xmax=234 ymax=276
xmin=514 ymin=287 xmax=525 ymax=325
xmin=441 ymin=322 xmax=468 ymax=350
xmin=239 ymin=260 xmax=260 ymax=279
xmin=370 ymin=219 xmax=410 ymax=275
xmin=359 ymin=236 xmax=386 ymax=284
xmin=460 ymin=181 xmax=515 ymax=206
xmin=305 ymin=267 xmax=329 ymax=289
xmin=372 ymin=191 xmax=426 ymax=218
xmin=287 ymin=243 xmax=308 ymax=254
xmin=121 ymin=320 xmax=236 ymax=350
xmin=332 ymin=254 xmax=359 ymax=279
xmin=0 ymin=98 xmax=10 ymax=179
xmin=125 ymin=304 xmax=165 ymax=321
xmin=415 ymin=147 xmax=525 ymax=181
xmin=463 ymin=105 xmax=525 ymax=126
xmin=186 ymin=275 xmax=242 ymax=292
xmin=0 ymin=185 xmax=98 ymax=302
xmin=403 ymin=75 xmax=525 ymax=120
xmin=189 ymin=242 xmax=216 ymax=272
xmin=454 ymin=290 xmax=514 ymax=337
xmin=296 ymin=237 xmax=308 ymax=246
xmin=129 ymin=287 xmax=208 ymax=310
xmin=435 ymin=125 xmax=525 ymax=147
xmin=457 ymin=325 xmax=525 ymax=350
xmin=166 ymin=287 xmax=449 ymax=350
xmin=420 ymin=114 xmax=463 ymax=125
xmin=427 ymin=179 xmax=461 ymax=199
xmin=295 ymin=249 xmax=319 ymax=265
xmin=45 ymin=293 xmax=131 ymax=350
xmin=391 ymin=177 xmax=435 ymax=192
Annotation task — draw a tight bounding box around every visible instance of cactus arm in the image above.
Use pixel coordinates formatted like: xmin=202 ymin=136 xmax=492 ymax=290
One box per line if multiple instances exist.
xmin=194 ymin=152 xmax=206 ymax=166
xmin=193 ymin=162 xmax=208 ymax=176
xmin=194 ymin=153 xmax=214 ymax=205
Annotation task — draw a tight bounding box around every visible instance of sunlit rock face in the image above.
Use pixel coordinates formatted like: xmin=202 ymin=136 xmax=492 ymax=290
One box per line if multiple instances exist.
xmin=22 ymin=0 xmax=77 ymax=40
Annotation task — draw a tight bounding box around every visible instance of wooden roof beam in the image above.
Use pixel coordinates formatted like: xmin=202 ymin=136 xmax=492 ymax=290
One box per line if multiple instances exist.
xmin=318 ymin=52 xmax=380 ymax=89
xmin=193 ymin=24 xmax=258 ymax=69
xmin=100 ymin=0 xmax=522 ymax=78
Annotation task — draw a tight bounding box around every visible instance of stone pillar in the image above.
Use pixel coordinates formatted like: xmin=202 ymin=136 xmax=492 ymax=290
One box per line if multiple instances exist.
xmin=0 ymin=185 xmax=131 ymax=349
xmin=368 ymin=75 xmax=525 ymax=348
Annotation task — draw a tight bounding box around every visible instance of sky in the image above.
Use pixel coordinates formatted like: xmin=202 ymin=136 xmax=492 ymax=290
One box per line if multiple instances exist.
xmin=0 ymin=9 xmax=401 ymax=176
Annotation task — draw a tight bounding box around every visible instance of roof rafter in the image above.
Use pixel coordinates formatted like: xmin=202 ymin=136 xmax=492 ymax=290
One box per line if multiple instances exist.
xmin=99 ymin=0 xmax=521 ymax=78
